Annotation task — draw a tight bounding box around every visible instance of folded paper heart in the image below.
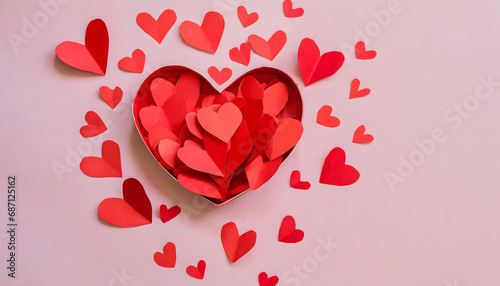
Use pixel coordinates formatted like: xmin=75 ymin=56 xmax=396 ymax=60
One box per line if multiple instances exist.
xmin=133 ymin=66 xmax=303 ymax=205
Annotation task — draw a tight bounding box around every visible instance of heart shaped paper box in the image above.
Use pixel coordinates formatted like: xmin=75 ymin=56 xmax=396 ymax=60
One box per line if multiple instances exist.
xmin=133 ymin=66 xmax=303 ymax=206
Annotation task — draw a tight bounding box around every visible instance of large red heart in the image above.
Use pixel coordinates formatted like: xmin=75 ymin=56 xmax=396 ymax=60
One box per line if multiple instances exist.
xmin=55 ymin=19 xmax=108 ymax=75
xmin=179 ymin=11 xmax=224 ymax=54
xmin=136 ymin=9 xmax=177 ymax=44
xmin=298 ymin=38 xmax=344 ymax=86
xmin=133 ymin=66 xmax=303 ymax=206
xmin=320 ymin=147 xmax=360 ymax=186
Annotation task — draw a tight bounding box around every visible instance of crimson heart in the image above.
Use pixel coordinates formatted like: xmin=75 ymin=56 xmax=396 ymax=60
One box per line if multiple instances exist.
xmin=133 ymin=66 xmax=303 ymax=206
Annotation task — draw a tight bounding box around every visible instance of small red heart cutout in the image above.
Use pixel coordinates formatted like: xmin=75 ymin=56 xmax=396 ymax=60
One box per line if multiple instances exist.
xmin=316 ymin=105 xmax=340 ymax=128
xmin=298 ymin=38 xmax=345 ymax=86
xmin=98 ymin=178 xmax=152 ymax=227
xmin=283 ymin=0 xmax=304 ymax=18
xmin=221 ymin=222 xmax=256 ymax=263
xmin=248 ymin=31 xmax=287 ymax=61
xmin=136 ymin=9 xmax=177 ymax=44
xmin=80 ymin=111 xmax=107 ymax=138
xmin=229 ymin=43 xmax=251 ymax=66
xmin=154 ymin=242 xmax=176 ymax=268
xmin=259 ymin=272 xmax=279 ymax=286
xmin=278 ymin=215 xmax=304 ymax=243
xmin=353 ymin=125 xmax=374 ymax=143
xmin=350 ymin=78 xmax=371 ymax=99
xmin=159 ymin=204 xmax=181 ymax=223
xmin=208 ymin=66 xmax=232 ymax=85
xmin=118 ymin=49 xmax=145 ymax=73
xmin=99 ymin=86 xmax=123 ymax=109
xmin=355 ymin=41 xmax=377 ymax=60
xmin=55 ymin=19 xmax=108 ymax=75
xmin=320 ymin=147 xmax=360 ymax=186
xmin=290 ymin=170 xmax=311 ymax=190
xmin=237 ymin=6 xmax=259 ymax=28
xmin=80 ymin=140 xmax=122 ymax=178
xmin=186 ymin=260 xmax=206 ymax=279
xmin=180 ymin=11 xmax=224 ymax=54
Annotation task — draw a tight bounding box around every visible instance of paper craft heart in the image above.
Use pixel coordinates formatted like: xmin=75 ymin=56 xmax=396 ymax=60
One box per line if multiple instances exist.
xmin=208 ymin=66 xmax=232 ymax=85
xmin=237 ymin=6 xmax=259 ymax=28
xmin=186 ymin=260 xmax=206 ymax=279
xmin=353 ymin=125 xmax=374 ymax=143
xmin=248 ymin=31 xmax=287 ymax=61
xmin=133 ymin=66 xmax=303 ymax=205
xmin=159 ymin=204 xmax=181 ymax=223
xmin=278 ymin=215 xmax=304 ymax=243
xmin=221 ymin=222 xmax=256 ymax=263
xmin=350 ymin=78 xmax=371 ymax=99
xmin=136 ymin=9 xmax=177 ymax=44
xmin=180 ymin=11 xmax=224 ymax=54
xmin=80 ymin=140 xmax=122 ymax=178
xmin=283 ymin=0 xmax=304 ymax=18
xmin=320 ymin=147 xmax=360 ymax=186
xmin=98 ymin=178 xmax=152 ymax=227
xmin=290 ymin=170 xmax=310 ymax=190
xmin=316 ymin=105 xmax=340 ymax=128
xmin=55 ymin=19 xmax=108 ymax=75
xmin=229 ymin=43 xmax=251 ymax=66
xmin=298 ymin=38 xmax=345 ymax=86
xmin=355 ymin=41 xmax=377 ymax=60
xmin=154 ymin=242 xmax=176 ymax=268
xmin=80 ymin=111 xmax=107 ymax=138
xmin=259 ymin=272 xmax=279 ymax=286
xmin=99 ymin=86 xmax=123 ymax=109
xmin=118 ymin=49 xmax=145 ymax=73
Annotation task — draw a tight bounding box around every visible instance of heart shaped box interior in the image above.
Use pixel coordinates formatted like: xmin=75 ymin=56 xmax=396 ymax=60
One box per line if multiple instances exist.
xmin=133 ymin=66 xmax=303 ymax=206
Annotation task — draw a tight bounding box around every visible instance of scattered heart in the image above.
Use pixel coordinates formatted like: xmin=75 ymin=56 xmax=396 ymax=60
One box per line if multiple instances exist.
xmin=259 ymin=272 xmax=279 ymax=286
xmin=316 ymin=105 xmax=340 ymax=128
xmin=229 ymin=43 xmax=251 ymax=66
xmin=221 ymin=222 xmax=256 ymax=263
xmin=237 ymin=6 xmax=259 ymax=28
xmin=186 ymin=260 xmax=206 ymax=279
xmin=208 ymin=66 xmax=232 ymax=85
xmin=80 ymin=140 xmax=122 ymax=178
xmin=278 ymin=215 xmax=304 ymax=243
xmin=159 ymin=204 xmax=181 ymax=223
xmin=55 ymin=19 xmax=108 ymax=75
xmin=99 ymin=86 xmax=123 ymax=109
xmin=98 ymin=178 xmax=152 ymax=227
xmin=118 ymin=49 xmax=145 ymax=73
xmin=298 ymin=38 xmax=344 ymax=86
xmin=248 ymin=30 xmax=287 ymax=61
xmin=80 ymin=111 xmax=107 ymax=138
xmin=283 ymin=0 xmax=304 ymax=18
xmin=349 ymin=78 xmax=370 ymax=99
xmin=320 ymin=147 xmax=360 ymax=186
xmin=180 ymin=11 xmax=225 ymax=53
xmin=355 ymin=41 xmax=377 ymax=60
xmin=136 ymin=9 xmax=177 ymax=44
xmin=154 ymin=242 xmax=176 ymax=268
xmin=352 ymin=125 xmax=374 ymax=143
xmin=290 ymin=170 xmax=311 ymax=190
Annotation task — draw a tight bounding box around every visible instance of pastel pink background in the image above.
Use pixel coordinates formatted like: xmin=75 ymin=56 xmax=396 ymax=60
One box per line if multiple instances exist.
xmin=1 ymin=0 xmax=500 ymax=285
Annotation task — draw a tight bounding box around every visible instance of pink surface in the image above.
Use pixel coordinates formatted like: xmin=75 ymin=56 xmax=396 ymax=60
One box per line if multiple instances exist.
xmin=1 ymin=0 xmax=500 ymax=285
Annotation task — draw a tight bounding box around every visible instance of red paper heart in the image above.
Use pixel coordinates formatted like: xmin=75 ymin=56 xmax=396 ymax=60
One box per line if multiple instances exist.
xmin=159 ymin=204 xmax=181 ymax=223
xmin=248 ymin=31 xmax=287 ymax=61
xmin=282 ymin=0 xmax=304 ymax=18
xmin=221 ymin=222 xmax=256 ymax=263
xmin=154 ymin=242 xmax=176 ymax=268
xmin=353 ymin=125 xmax=374 ymax=143
xmin=245 ymin=154 xmax=282 ymax=191
xmin=264 ymin=118 xmax=303 ymax=161
xmin=118 ymin=49 xmax=145 ymax=73
xmin=136 ymin=9 xmax=177 ymax=44
xmin=350 ymin=78 xmax=371 ymax=99
xmin=237 ymin=6 xmax=259 ymax=28
xmin=177 ymin=144 xmax=224 ymax=176
xmin=290 ymin=170 xmax=311 ymax=190
xmin=320 ymin=147 xmax=360 ymax=186
xmin=99 ymin=86 xmax=123 ymax=109
xmin=180 ymin=11 xmax=224 ymax=53
xmin=229 ymin=43 xmax=251 ymax=66
xmin=98 ymin=178 xmax=152 ymax=227
xmin=208 ymin=66 xmax=232 ymax=85
xmin=186 ymin=260 xmax=206 ymax=279
xmin=278 ymin=215 xmax=304 ymax=243
xmin=355 ymin=41 xmax=377 ymax=60
xmin=316 ymin=105 xmax=340 ymax=128
xmin=259 ymin=272 xmax=279 ymax=286
xmin=197 ymin=102 xmax=243 ymax=143
xmin=55 ymin=19 xmax=108 ymax=75
xmin=80 ymin=111 xmax=107 ymax=138
xmin=298 ymin=38 xmax=345 ymax=86
xmin=177 ymin=171 xmax=226 ymax=199
xmin=80 ymin=140 xmax=122 ymax=178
